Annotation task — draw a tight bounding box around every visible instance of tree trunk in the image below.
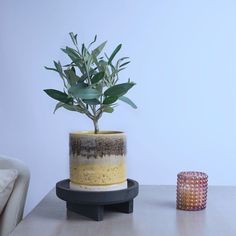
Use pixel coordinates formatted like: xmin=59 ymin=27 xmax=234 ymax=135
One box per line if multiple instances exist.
xmin=93 ymin=120 xmax=99 ymax=134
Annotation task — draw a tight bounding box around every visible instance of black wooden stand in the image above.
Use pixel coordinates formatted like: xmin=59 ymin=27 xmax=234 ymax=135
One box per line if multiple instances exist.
xmin=56 ymin=179 xmax=139 ymax=221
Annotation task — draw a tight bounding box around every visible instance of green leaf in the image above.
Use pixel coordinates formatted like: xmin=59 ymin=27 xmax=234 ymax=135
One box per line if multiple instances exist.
xmin=117 ymin=57 xmax=129 ymax=62
xmin=91 ymin=71 xmax=105 ymax=84
xmin=119 ymin=96 xmax=137 ymax=109
xmin=69 ymin=32 xmax=78 ymax=46
xmin=64 ymin=68 xmax=83 ymax=85
xmin=61 ymin=47 xmax=85 ymax=74
xmin=49 ymin=61 xmax=64 ymax=78
xmin=104 ymin=82 xmax=135 ymax=97
xmin=44 ymin=66 xmax=58 ymax=72
xmin=85 ymin=53 xmax=93 ymax=68
xmin=116 ymin=57 xmax=129 ymax=69
xmin=103 ymin=96 xmax=118 ymax=105
xmin=104 ymin=53 xmax=109 ymax=60
xmin=44 ymin=89 xmax=72 ymax=104
xmin=83 ymin=98 xmax=100 ymax=105
xmin=53 ymin=102 xmax=64 ymax=113
xmin=61 ymin=47 xmax=82 ymax=65
xmin=88 ymin=35 xmax=97 ymax=48
xmin=92 ymin=41 xmax=107 ymax=57
xmin=103 ymin=106 xmax=114 ymax=113
xmin=91 ymin=53 xmax=106 ymax=72
xmin=63 ymin=104 xmax=80 ymax=112
xmin=68 ymin=86 xmax=101 ymax=99
xmin=81 ymin=43 xmax=85 ymax=55
xmin=108 ymin=44 xmax=122 ymax=64
xmin=53 ymin=101 xmax=86 ymax=113
xmin=53 ymin=61 xmax=63 ymax=73
xmin=120 ymin=61 xmax=130 ymax=67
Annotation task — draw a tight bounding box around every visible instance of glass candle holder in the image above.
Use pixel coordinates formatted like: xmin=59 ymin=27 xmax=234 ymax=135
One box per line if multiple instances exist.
xmin=176 ymin=171 xmax=208 ymax=211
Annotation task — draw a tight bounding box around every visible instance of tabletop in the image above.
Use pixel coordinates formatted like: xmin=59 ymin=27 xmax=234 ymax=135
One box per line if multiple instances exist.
xmin=10 ymin=185 xmax=236 ymax=236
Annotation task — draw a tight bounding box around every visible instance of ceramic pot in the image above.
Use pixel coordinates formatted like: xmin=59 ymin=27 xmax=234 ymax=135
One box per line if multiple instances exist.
xmin=69 ymin=131 xmax=127 ymax=191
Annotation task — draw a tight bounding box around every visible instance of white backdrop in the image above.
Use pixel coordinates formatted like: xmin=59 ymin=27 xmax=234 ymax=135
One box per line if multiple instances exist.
xmin=1 ymin=0 xmax=236 ymax=214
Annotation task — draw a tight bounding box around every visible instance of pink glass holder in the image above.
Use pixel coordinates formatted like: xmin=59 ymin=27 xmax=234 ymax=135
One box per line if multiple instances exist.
xmin=176 ymin=171 xmax=208 ymax=211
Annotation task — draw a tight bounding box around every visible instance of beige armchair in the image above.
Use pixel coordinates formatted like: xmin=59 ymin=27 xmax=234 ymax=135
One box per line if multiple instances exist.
xmin=0 ymin=155 xmax=30 ymax=236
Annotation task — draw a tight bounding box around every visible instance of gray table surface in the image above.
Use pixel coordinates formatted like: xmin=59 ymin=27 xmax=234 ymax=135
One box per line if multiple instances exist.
xmin=10 ymin=186 xmax=236 ymax=236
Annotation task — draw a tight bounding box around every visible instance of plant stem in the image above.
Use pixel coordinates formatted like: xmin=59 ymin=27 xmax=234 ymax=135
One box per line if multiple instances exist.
xmin=93 ymin=119 xmax=99 ymax=134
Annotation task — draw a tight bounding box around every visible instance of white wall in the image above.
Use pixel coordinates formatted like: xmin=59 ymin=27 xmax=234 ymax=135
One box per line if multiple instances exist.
xmin=1 ymin=0 xmax=236 ymax=214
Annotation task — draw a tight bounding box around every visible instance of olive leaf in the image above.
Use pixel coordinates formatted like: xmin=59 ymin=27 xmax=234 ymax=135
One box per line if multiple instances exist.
xmin=119 ymin=96 xmax=137 ymax=109
xmin=44 ymin=89 xmax=72 ymax=104
xmin=68 ymin=86 xmax=101 ymax=100
xmin=108 ymin=44 xmax=122 ymax=64
xmin=83 ymin=99 xmax=100 ymax=105
xmin=103 ymin=96 xmax=118 ymax=105
xmin=91 ymin=71 xmax=105 ymax=84
xmin=102 ymin=106 xmax=114 ymax=113
xmin=104 ymin=82 xmax=135 ymax=97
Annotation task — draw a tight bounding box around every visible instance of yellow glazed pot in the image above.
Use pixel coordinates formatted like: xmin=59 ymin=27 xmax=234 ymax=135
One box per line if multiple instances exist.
xmin=69 ymin=131 xmax=127 ymax=191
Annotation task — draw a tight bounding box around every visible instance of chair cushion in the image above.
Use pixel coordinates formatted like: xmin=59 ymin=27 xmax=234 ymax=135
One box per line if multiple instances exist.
xmin=0 ymin=169 xmax=18 ymax=215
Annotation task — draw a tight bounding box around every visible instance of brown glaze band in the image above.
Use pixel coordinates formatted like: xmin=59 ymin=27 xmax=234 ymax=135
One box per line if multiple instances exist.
xmin=69 ymin=132 xmax=126 ymax=158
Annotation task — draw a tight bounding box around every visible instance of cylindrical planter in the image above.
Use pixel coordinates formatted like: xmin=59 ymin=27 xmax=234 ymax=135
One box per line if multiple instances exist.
xmin=69 ymin=131 xmax=127 ymax=191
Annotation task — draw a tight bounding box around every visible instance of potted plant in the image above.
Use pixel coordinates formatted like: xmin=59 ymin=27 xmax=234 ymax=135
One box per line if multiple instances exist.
xmin=44 ymin=33 xmax=137 ymax=191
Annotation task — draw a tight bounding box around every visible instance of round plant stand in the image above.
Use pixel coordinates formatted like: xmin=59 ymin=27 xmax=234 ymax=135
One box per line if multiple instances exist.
xmin=56 ymin=179 xmax=139 ymax=221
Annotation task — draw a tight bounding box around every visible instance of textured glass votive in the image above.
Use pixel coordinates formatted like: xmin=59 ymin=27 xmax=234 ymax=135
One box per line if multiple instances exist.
xmin=176 ymin=171 xmax=208 ymax=211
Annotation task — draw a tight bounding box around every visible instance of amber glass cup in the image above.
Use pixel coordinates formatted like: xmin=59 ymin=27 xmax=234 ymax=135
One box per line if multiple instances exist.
xmin=176 ymin=171 xmax=208 ymax=211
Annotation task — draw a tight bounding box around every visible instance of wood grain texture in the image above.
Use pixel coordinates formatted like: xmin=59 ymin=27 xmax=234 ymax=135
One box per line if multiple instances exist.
xmin=10 ymin=186 xmax=236 ymax=236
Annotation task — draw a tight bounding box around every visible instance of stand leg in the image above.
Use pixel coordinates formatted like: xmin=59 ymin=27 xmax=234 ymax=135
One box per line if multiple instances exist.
xmin=67 ymin=202 xmax=104 ymax=221
xmin=106 ymin=200 xmax=134 ymax=213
